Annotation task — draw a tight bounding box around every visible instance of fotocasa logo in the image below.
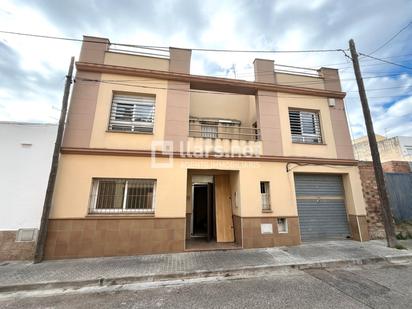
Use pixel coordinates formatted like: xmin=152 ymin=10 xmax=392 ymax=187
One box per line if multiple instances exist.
xmin=150 ymin=140 xmax=261 ymax=168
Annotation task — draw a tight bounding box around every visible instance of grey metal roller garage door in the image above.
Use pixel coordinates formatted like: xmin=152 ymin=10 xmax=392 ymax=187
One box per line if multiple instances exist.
xmin=295 ymin=174 xmax=350 ymax=241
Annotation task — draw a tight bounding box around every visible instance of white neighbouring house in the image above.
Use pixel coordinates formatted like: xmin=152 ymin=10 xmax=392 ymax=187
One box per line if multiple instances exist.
xmin=0 ymin=121 xmax=57 ymax=260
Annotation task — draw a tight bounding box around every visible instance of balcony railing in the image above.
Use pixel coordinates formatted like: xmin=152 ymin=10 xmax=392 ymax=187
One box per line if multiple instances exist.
xmin=189 ymin=120 xmax=260 ymax=141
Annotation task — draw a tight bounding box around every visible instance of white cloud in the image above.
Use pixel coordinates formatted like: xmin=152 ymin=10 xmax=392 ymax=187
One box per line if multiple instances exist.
xmin=0 ymin=0 xmax=411 ymax=139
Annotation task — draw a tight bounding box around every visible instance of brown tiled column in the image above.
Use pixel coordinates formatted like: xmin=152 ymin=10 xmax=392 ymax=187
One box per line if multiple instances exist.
xmin=62 ymin=71 xmax=102 ymax=148
xmin=255 ymin=91 xmax=283 ymax=156
xmin=253 ymin=59 xmax=282 ymax=156
xmin=62 ymin=36 xmax=109 ymax=148
xmin=79 ymin=36 xmax=110 ymax=64
xmin=169 ymin=47 xmax=192 ymax=74
xmin=254 ymin=59 xmax=276 ymax=84
xmin=164 ymin=48 xmax=192 ymax=149
xmin=320 ymin=68 xmax=354 ymax=160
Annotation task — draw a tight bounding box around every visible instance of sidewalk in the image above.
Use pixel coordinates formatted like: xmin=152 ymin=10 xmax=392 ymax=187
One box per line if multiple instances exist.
xmin=1 ymin=240 xmax=411 ymax=293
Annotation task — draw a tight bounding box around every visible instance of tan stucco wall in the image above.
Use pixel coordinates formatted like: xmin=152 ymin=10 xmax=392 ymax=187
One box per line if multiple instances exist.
xmin=104 ymin=52 xmax=169 ymax=71
xmin=275 ymin=73 xmax=325 ymax=90
xmin=190 ymin=91 xmax=256 ymax=127
xmin=51 ymin=155 xmax=366 ymax=220
xmin=89 ymin=73 xmax=168 ymax=151
xmin=51 ymin=155 xmax=188 ymax=219
xmin=278 ymin=93 xmax=338 ymax=159
xmin=239 ymin=161 xmax=297 ymax=217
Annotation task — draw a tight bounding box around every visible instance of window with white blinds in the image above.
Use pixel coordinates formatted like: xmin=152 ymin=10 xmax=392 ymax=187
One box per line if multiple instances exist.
xmin=289 ymin=110 xmax=322 ymax=144
xmin=90 ymin=179 xmax=156 ymax=213
xmin=108 ymin=94 xmax=155 ymax=133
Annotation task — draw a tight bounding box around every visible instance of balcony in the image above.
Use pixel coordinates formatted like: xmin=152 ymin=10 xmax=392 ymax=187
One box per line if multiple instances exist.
xmin=189 ymin=118 xmax=259 ymax=141
xmin=187 ymin=91 xmax=262 ymax=156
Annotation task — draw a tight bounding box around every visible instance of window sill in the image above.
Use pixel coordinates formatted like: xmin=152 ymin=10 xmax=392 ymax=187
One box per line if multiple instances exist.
xmin=262 ymin=209 xmax=273 ymax=213
xmin=106 ymin=130 xmax=154 ymax=135
xmin=292 ymin=141 xmax=326 ymax=145
xmin=87 ymin=213 xmax=155 ymax=218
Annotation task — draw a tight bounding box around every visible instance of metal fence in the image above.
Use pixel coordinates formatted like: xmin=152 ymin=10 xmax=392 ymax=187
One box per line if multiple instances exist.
xmin=189 ymin=122 xmax=260 ymax=141
xmin=385 ymin=173 xmax=412 ymax=223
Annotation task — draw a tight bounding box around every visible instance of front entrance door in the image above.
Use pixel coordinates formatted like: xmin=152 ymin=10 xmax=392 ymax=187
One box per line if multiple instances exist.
xmin=215 ymin=175 xmax=234 ymax=242
xmin=192 ymin=183 xmax=215 ymax=240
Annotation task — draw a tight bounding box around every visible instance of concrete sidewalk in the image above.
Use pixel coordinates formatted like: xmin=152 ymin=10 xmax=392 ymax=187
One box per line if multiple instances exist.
xmin=0 ymin=240 xmax=411 ymax=293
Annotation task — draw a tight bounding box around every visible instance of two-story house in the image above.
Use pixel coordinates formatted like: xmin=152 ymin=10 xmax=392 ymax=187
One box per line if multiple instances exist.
xmin=44 ymin=36 xmax=369 ymax=259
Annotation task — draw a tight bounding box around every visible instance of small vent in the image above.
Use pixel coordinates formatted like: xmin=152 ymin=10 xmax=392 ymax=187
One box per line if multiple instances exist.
xmin=16 ymin=229 xmax=38 ymax=242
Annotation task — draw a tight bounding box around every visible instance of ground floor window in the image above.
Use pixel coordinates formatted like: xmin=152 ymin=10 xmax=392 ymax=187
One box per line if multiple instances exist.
xmin=260 ymin=181 xmax=271 ymax=211
xmin=90 ymin=178 xmax=156 ymax=213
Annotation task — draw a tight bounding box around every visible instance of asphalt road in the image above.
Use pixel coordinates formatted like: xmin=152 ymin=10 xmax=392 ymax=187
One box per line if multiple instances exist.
xmin=1 ymin=263 xmax=412 ymax=308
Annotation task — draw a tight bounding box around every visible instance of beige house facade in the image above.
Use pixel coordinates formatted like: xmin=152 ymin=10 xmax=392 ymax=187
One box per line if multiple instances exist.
xmin=45 ymin=36 xmax=369 ymax=259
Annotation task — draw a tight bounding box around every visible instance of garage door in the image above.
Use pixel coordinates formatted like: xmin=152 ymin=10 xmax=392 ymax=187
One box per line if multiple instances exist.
xmin=294 ymin=174 xmax=350 ymax=241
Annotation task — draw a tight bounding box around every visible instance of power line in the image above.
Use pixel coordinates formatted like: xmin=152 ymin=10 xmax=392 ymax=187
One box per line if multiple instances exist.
xmin=347 ymin=84 xmax=412 ymax=92
xmin=368 ymin=21 xmax=412 ymax=56
xmin=0 ymin=30 xmax=347 ymax=54
xmin=75 ymin=77 xmax=412 ymax=100
xmin=95 ymin=71 xmax=412 ymax=86
xmin=359 ymin=53 xmax=412 ymax=71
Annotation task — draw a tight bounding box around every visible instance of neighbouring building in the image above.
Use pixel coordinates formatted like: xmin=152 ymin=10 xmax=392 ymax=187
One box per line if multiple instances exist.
xmin=0 ymin=122 xmax=57 ymax=260
xmin=44 ymin=36 xmax=369 ymax=259
xmin=353 ymin=135 xmax=412 ymax=163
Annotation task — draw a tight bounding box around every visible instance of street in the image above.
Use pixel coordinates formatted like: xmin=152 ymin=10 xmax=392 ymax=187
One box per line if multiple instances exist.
xmin=1 ymin=263 xmax=411 ymax=308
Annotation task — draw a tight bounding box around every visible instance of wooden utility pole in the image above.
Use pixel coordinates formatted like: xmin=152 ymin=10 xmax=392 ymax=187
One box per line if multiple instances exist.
xmin=34 ymin=57 xmax=75 ymax=263
xmin=349 ymin=39 xmax=398 ymax=248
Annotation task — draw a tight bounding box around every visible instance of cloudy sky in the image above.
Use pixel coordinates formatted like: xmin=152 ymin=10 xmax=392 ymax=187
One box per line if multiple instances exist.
xmin=0 ymin=0 xmax=411 ymax=139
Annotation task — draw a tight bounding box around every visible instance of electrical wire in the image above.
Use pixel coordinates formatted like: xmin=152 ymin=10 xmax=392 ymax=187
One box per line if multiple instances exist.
xmin=0 ymin=30 xmax=347 ymax=54
xmin=358 ymin=53 xmax=412 ymax=71
xmin=368 ymin=21 xmax=412 ymax=56
xmin=74 ymin=77 xmax=412 ymax=100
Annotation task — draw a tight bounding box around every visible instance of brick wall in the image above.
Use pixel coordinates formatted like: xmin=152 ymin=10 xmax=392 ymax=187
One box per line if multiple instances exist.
xmin=358 ymin=161 xmax=411 ymax=239
xmin=0 ymin=231 xmax=36 ymax=261
xmin=382 ymin=161 xmax=411 ymax=173
xmin=358 ymin=162 xmax=385 ymax=239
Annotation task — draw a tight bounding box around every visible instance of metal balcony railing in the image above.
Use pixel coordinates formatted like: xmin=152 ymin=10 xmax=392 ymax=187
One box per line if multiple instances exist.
xmin=189 ymin=120 xmax=260 ymax=141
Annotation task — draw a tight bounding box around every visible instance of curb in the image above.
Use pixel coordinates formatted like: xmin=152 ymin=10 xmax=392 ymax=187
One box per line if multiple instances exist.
xmin=1 ymin=254 xmax=411 ymax=294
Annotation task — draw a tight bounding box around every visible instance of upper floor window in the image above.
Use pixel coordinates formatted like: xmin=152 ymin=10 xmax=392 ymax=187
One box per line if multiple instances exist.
xmin=289 ymin=109 xmax=322 ymax=144
xmin=108 ymin=94 xmax=155 ymax=133
xmin=90 ymin=178 xmax=156 ymax=214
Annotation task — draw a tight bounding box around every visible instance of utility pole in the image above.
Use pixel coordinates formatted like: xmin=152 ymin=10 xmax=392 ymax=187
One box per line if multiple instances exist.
xmin=34 ymin=57 xmax=75 ymax=263
xmin=349 ymin=39 xmax=398 ymax=248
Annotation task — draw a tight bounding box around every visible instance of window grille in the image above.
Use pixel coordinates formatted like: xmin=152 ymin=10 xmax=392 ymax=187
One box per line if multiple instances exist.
xmin=260 ymin=181 xmax=271 ymax=210
xmin=200 ymin=122 xmax=218 ymax=138
xmin=90 ymin=179 xmax=156 ymax=213
xmin=289 ymin=110 xmax=322 ymax=144
xmin=108 ymin=94 xmax=155 ymax=133
xmin=189 ymin=117 xmax=259 ymax=141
